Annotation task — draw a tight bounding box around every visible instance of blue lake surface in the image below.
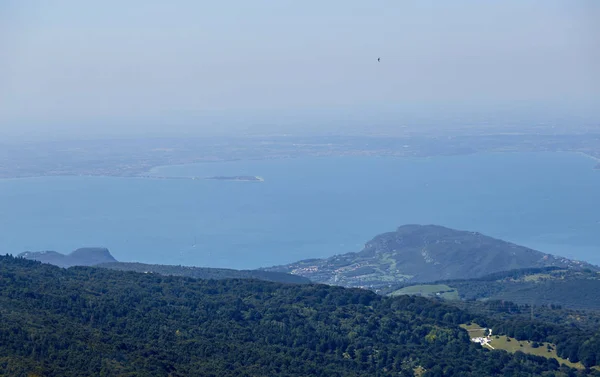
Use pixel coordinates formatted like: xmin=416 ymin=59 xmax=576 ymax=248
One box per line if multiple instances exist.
xmin=0 ymin=152 xmax=599 ymax=269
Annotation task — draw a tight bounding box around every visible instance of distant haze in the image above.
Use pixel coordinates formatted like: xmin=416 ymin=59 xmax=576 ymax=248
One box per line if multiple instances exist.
xmin=1 ymin=0 xmax=599 ymax=140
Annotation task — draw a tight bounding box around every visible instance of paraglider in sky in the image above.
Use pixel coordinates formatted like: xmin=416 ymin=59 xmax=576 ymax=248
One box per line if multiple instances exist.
xmin=377 ymin=57 xmax=381 ymax=62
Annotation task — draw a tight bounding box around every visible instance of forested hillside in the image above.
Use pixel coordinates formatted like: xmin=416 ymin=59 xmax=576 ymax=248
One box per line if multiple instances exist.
xmin=1 ymin=255 xmax=598 ymax=377
xmin=387 ymin=267 xmax=600 ymax=310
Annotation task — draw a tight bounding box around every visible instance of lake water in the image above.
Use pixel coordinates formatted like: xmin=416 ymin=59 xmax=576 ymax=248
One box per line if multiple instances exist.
xmin=0 ymin=152 xmax=599 ymax=269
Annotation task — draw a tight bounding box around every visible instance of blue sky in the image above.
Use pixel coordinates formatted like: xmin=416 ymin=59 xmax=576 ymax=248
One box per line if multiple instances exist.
xmin=1 ymin=0 xmax=599 ymax=139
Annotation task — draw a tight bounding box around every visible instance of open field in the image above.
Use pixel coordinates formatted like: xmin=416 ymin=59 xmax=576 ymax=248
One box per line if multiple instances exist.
xmin=461 ymin=323 xmax=587 ymax=370
xmin=490 ymin=335 xmax=584 ymax=369
xmin=413 ymin=366 xmax=426 ymax=376
xmin=390 ymin=284 xmax=459 ymax=300
xmin=522 ymin=273 xmax=554 ymax=282
xmin=460 ymin=323 xmax=487 ymax=338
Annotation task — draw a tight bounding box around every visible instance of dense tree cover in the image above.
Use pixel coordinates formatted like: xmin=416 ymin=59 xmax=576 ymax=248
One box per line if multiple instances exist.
xmin=467 ymin=267 xmax=567 ymax=281
xmin=454 ymin=300 xmax=600 ymax=332
xmin=1 ymin=255 xmax=598 ymax=377
xmin=469 ymin=279 xmax=600 ymax=310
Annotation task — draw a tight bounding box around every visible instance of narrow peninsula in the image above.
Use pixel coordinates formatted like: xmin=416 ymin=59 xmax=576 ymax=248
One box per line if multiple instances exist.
xmin=138 ymin=175 xmax=264 ymax=182
xmin=205 ymin=175 xmax=264 ymax=182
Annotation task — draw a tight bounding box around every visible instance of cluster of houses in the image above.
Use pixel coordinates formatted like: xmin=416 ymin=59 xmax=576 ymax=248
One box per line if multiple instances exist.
xmin=470 ymin=328 xmax=495 ymax=349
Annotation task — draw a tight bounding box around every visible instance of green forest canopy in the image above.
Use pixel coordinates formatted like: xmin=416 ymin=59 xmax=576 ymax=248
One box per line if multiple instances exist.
xmin=1 ymin=255 xmax=599 ymax=377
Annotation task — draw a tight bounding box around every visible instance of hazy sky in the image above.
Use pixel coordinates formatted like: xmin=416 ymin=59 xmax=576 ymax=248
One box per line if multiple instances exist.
xmin=1 ymin=0 xmax=599 ymax=139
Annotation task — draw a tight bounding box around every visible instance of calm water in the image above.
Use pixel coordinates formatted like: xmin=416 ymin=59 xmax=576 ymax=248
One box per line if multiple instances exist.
xmin=1 ymin=152 xmax=598 ymax=269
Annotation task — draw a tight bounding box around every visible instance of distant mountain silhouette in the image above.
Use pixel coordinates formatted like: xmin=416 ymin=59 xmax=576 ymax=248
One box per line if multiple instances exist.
xmin=19 ymin=247 xmax=116 ymax=268
xmin=18 ymin=248 xmax=310 ymax=284
xmin=263 ymin=225 xmax=597 ymax=290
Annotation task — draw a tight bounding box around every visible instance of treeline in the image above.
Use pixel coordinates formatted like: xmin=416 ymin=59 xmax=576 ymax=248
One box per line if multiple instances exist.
xmin=382 ymin=267 xmax=566 ymax=295
xmin=0 ymin=255 xmax=598 ymax=376
xmin=455 ymin=300 xmax=600 ymax=331
xmin=97 ymin=261 xmax=311 ymax=284
xmin=461 ymin=267 xmax=567 ymax=282
xmin=456 ymin=279 xmax=600 ymax=310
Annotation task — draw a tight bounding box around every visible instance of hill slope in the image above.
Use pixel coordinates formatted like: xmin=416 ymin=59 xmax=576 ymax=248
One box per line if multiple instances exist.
xmin=1 ymin=255 xmax=596 ymax=376
xmin=264 ymin=225 xmax=595 ymax=290
xmin=389 ymin=267 xmax=600 ymax=310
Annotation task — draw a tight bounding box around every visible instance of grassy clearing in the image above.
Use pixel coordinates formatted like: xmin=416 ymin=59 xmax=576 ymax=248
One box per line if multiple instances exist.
xmin=389 ymin=284 xmax=459 ymax=300
xmin=522 ymin=273 xmax=553 ymax=282
xmin=380 ymin=253 xmax=398 ymax=271
xmin=490 ymin=336 xmax=584 ymax=369
xmin=460 ymin=323 xmax=487 ymax=338
xmin=461 ymin=324 xmax=585 ymax=369
xmin=413 ymin=366 xmax=426 ymax=377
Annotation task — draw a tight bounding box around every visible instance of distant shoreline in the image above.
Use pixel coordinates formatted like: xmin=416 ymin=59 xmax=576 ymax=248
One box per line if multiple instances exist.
xmin=576 ymin=152 xmax=600 ymax=169
xmin=137 ymin=175 xmax=265 ymax=182
xmin=577 ymin=152 xmax=600 ymax=163
xmin=205 ymin=175 xmax=264 ymax=182
xmin=1 ymin=151 xmax=599 ymax=180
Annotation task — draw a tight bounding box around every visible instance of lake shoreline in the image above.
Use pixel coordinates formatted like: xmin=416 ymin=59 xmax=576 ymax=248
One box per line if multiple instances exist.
xmin=577 ymin=152 xmax=600 ymax=162
xmin=575 ymin=152 xmax=600 ymax=169
xmin=2 ymin=150 xmax=599 ymax=181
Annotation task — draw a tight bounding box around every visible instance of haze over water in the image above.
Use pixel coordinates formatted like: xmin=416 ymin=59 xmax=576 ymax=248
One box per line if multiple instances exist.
xmin=0 ymin=152 xmax=598 ymax=269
